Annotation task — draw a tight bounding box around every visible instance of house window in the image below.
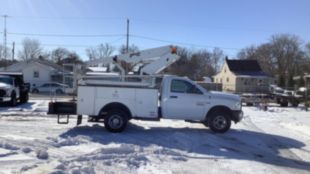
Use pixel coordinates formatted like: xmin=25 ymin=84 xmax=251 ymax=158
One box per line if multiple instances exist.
xmin=33 ymin=71 xmax=39 ymax=78
xmin=244 ymin=79 xmax=248 ymax=85
xmin=226 ymin=77 xmax=229 ymax=82
xmin=220 ymin=78 xmax=222 ymax=83
xmin=224 ymin=68 xmax=226 ymax=73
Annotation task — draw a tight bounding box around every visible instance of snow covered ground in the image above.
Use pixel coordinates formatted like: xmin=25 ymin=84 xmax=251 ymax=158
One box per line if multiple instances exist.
xmin=0 ymin=100 xmax=309 ymax=174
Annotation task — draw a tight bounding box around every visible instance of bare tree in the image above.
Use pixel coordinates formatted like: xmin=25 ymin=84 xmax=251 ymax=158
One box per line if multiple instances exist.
xmin=51 ymin=47 xmax=70 ymax=63
xmin=98 ymin=43 xmax=115 ymax=58
xmin=166 ymin=47 xmax=218 ymax=80
xmin=0 ymin=44 xmax=11 ymax=60
xmin=270 ymin=34 xmax=303 ymax=79
xmin=306 ymin=42 xmax=310 ymax=58
xmin=211 ymin=48 xmax=225 ymax=73
xmin=237 ymin=34 xmax=304 ymax=87
xmin=237 ymin=46 xmax=257 ymax=60
xmin=86 ymin=43 xmax=115 ymax=60
xmin=86 ymin=47 xmax=98 ymax=61
xmin=18 ymin=38 xmax=42 ymax=61
xmin=119 ymin=44 xmax=139 ymax=54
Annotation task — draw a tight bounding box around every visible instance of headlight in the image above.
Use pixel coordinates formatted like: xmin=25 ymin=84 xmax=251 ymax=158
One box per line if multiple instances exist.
xmin=5 ymin=89 xmax=11 ymax=96
xmin=233 ymin=101 xmax=242 ymax=110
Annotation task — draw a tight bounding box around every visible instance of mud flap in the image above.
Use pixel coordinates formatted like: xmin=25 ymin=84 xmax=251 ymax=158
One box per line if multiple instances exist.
xmin=77 ymin=115 xmax=82 ymax=125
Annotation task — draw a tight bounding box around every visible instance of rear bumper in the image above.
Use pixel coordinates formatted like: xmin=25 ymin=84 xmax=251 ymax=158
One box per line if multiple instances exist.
xmin=231 ymin=110 xmax=243 ymax=123
xmin=0 ymin=97 xmax=11 ymax=102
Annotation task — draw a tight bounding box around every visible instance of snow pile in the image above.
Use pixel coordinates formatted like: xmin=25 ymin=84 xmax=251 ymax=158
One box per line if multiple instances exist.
xmin=0 ymin=141 xmax=20 ymax=151
xmin=48 ymin=136 xmax=91 ymax=147
xmin=36 ymin=149 xmax=49 ymax=159
xmin=21 ymin=147 xmax=32 ymax=153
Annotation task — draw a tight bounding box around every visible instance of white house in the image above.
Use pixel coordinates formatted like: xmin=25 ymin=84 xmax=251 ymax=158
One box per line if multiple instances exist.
xmin=0 ymin=59 xmax=71 ymax=87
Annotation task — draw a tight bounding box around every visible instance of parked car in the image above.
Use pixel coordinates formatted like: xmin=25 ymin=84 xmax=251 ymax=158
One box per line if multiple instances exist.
xmin=32 ymin=82 xmax=68 ymax=94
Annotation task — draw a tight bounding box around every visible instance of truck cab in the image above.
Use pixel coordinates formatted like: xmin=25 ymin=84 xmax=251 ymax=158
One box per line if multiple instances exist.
xmin=0 ymin=72 xmax=29 ymax=106
xmin=161 ymin=76 xmax=242 ymax=124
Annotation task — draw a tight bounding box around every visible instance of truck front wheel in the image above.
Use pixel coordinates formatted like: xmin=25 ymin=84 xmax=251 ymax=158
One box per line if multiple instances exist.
xmin=104 ymin=110 xmax=128 ymax=133
xmin=10 ymin=93 xmax=17 ymax=106
xmin=208 ymin=111 xmax=231 ymax=133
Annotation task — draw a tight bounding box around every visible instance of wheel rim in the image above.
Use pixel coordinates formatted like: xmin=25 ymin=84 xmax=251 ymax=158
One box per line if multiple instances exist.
xmin=108 ymin=114 xmax=123 ymax=129
xmin=56 ymin=89 xmax=62 ymax=94
xmin=213 ymin=115 xmax=227 ymax=130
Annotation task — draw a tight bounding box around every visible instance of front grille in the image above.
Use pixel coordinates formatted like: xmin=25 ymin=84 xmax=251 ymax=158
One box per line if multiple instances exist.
xmin=0 ymin=89 xmax=6 ymax=97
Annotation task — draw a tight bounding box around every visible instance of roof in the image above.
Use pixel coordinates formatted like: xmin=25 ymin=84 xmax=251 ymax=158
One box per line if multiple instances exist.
xmin=0 ymin=59 xmax=70 ymax=73
xmin=0 ymin=72 xmax=23 ymax=76
xmin=226 ymin=58 xmax=269 ymax=76
xmin=33 ymin=59 xmax=67 ymax=72
xmin=87 ymin=67 xmax=108 ymax=72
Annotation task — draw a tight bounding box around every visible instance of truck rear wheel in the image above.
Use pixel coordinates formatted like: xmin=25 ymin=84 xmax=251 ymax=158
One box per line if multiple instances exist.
xmin=20 ymin=92 xmax=29 ymax=103
xmin=208 ymin=111 xmax=231 ymax=133
xmin=104 ymin=110 xmax=128 ymax=133
xmin=280 ymin=101 xmax=288 ymax=107
xmin=291 ymin=102 xmax=299 ymax=107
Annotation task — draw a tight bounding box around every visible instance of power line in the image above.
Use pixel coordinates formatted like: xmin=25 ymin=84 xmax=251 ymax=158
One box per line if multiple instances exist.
xmin=130 ymin=34 xmax=242 ymax=51
xmin=8 ymin=32 xmax=124 ymax=38
xmin=12 ymin=42 xmax=93 ymax=48
xmin=8 ymin=15 xmax=278 ymax=33
xmin=9 ymin=37 xmax=125 ymax=48
xmin=10 ymin=15 xmax=125 ymax=21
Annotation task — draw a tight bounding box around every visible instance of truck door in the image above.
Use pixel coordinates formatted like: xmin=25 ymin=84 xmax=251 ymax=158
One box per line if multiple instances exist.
xmin=161 ymin=79 xmax=206 ymax=120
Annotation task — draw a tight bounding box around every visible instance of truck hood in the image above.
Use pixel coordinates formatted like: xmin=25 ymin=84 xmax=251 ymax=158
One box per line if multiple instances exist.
xmin=209 ymin=91 xmax=241 ymax=102
xmin=0 ymin=82 xmax=12 ymax=89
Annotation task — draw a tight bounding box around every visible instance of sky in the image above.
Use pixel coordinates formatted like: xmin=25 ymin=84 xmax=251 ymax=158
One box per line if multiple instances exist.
xmin=0 ymin=0 xmax=309 ymax=60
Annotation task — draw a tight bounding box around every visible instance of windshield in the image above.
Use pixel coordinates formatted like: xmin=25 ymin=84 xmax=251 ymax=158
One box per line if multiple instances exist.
xmin=0 ymin=77 xmax=13 ymax=85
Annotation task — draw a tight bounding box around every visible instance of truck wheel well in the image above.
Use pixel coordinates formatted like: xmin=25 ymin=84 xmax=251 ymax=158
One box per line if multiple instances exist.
xmin=99 ymin=102 xmax=132 ymax=119
xmin=206 ymin=106 xmax=232 ymax=121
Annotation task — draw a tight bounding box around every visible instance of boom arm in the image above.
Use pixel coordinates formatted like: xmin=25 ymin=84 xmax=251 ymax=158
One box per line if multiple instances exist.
xmin=86 ymin=45 xmax=179 ymax=75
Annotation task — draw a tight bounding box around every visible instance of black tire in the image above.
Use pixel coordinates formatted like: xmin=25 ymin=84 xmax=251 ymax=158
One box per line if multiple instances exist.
xmin=292 ymin=102 xmax=299 ymax=107
xmin=20 ymin=92 xmax=29 ymax=103
xmin=280 ymin=102 xmax=288 ymax=107
xmin=246 ymin=103 xmax=253 ymax=106
xmin=10 ymin=93 xmax=17 ymax=106
xmin=208 ymin=111 xmax=231 ymax=133
xmin=56 ymin=89 xmax=64 ymax=94
xmin=32 ymin=89 xmax=39 ymax=93
xmin=104 ymin=110 xmax=128 ymax=133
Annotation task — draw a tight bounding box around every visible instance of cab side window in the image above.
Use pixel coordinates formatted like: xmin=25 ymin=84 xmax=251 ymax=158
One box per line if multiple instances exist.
xmin=170 ymin=79 xmax=203 ymax=94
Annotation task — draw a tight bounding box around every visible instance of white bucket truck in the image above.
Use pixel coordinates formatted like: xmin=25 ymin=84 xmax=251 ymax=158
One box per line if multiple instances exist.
xmin=48 ymin=46 xmax=242 ymax=133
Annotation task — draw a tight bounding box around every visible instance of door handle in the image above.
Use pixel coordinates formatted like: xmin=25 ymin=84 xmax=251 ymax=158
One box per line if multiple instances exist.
xmin=170 ymin=96 xmax=178 ymax=99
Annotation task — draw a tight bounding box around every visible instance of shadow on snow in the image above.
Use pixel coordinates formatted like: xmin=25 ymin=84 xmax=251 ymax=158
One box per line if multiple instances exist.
xmin=0 ymin=102 xmax=36 ymax=111
xmin=59 ymin=123 xmax=310 ymax=172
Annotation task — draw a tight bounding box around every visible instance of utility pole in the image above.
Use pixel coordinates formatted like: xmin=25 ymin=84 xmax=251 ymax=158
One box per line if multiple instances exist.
xmin=126 ymin=18 xmax=129 ymax=53
xmin=12 ymin=42 xmax=15 ymax=61
xmin=3 ymin=15 xmax=7 ymax=60
xmin=2 ymin=15 xmax=8 ymax=69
